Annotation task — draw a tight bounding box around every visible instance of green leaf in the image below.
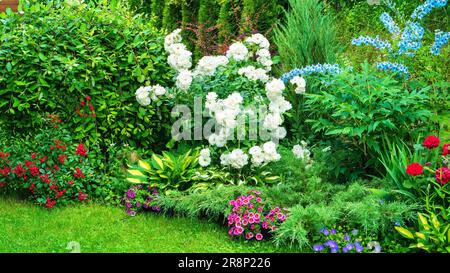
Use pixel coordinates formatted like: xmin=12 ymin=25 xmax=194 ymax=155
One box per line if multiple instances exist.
xmin=395 ymin=226 xmax=414 ymax=239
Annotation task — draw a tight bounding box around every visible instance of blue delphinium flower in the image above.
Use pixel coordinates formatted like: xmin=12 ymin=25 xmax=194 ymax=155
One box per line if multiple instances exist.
xmin=352 ymin=35 xmax=393 ymax=51
xmin=330 ymin=228 xmax=337 ymax=235
xmin=343 ymin=234 xmax=351 ymax=241
xmin=398 ymin=22 xmax=425 ymax=55
xmin=411 ymin=0 xmax=448 ymax=20
xmin=313 ymin=244 xmax=324 ymax=252
xmin=380 ymin=12 xmax=400 ymax=35
xmin=431 ymin=31 xmax=450 ymax=55
xmin=281 ymin=63 xmax=342 ymax=83
xmin=376 ymin=61 xmax=410 ymax=79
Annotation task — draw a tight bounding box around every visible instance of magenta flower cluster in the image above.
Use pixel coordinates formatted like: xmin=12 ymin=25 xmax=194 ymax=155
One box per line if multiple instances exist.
xmin=227 ymin=190 xmax=288 ymax=241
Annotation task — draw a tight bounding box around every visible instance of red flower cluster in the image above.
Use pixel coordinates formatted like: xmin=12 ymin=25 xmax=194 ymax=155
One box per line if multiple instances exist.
xmin=76 ymin=96 xmax=96 ymax=118
xmin=423 ymin=136 xmax=440 ymax=149
xmin=406 ymin=136 xmax=450 ymax=186
xmin=45 ymin=198 xmax=56 ymax=209
xmin=0 ymin=152 xmax=10 ymax=161
xmin=73 ymin=167 xmax=85 ymax=179
xmin=48 ymin=114 xmax=61 ymax=129
xmin=76 ymin=144 xmax=88 ymax=157
xmin=78 ymin=192 xmax=87 ymax=201
xmin=0 ymin=115 xmax=92 ymax=209
xmin=443 ymin=144 xmax=450 ymax=156
xmin=406 ymin=162 xmax=424 ymax=176
xmin=435 ymin=167 xmax=450 ymax=185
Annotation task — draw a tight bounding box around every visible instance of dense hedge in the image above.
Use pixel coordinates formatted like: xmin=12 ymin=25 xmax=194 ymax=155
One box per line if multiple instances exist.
xmin=0 ymin=4 xmax=174 ymax=161
xmin=128 ymin=0 xmax=288 ymax=57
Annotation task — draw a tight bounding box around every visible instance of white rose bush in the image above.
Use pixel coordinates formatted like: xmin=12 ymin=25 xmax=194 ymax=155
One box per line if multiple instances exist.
xmin=133 ymin=29 xmax=310 ymax=185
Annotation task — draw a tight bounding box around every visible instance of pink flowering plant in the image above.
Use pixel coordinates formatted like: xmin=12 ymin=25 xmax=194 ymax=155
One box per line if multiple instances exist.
xmin=227 ymin=190 xmax=288 ymax=241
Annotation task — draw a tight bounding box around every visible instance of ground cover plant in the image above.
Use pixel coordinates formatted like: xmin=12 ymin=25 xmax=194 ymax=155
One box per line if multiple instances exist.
xmin=0 ymin=0 xmax=449 ymax=254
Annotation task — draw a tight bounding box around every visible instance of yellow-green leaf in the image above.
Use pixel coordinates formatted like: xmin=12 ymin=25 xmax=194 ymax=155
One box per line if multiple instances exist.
xmin=138 ymin=160 xmax=151 ymax=171
xmin=395 ymin=226 xmax=414 ymax=239
xmin=431 ymin=214 xmax=440 ymax=230
xmin=418 ymin=213 xmax=429 ymax=229
xmin=127 ymin=178 xmax=141 ymax=183
xmin=415 ymin=232 xmax=426 ymax=240
xmin=152 ymin=154 xmax=164 ymax=170
xmin=127 ymin=169 xmax=144 ymax=176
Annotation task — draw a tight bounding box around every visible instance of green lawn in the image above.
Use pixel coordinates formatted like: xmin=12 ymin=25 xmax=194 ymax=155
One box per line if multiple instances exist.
xmin=0 ymin=197 xmax=298 ymax=253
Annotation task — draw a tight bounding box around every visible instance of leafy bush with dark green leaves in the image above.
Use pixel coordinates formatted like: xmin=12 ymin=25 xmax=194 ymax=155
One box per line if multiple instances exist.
xmin=0 ymin=3 xmax=174 ymax=169
xmin=305 ymin=63 xmax=432 ymax=174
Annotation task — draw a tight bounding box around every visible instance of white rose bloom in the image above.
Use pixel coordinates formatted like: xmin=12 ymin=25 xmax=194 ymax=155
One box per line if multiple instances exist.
xmin=153 ymin=85 xmax=166 ymax=96
xmin=164 ymin=29 xmax=182 ymax=52
xmin=265 ymin=79 xmax=286 ymax=94
xmin=214 ymin=134 xmax=227 ymax=148
xmin=166 ymin=43 xmax=187 ymax=55
xmin=273 ymin=126 xmax=287 ymax=139
xmin=227 ymin=149 xmax=249 ymax=169
xmin=263 ymin=113 xmax=283 ymax=131
xmin=290 ymin=76 xmax=307 ymax=94
xmin=293 ymin=144 xmax=311 ymax=160
xmin=168 ymin=50 xmax=193 ymax=72
xmin=226 ymin=42 xmax=249 ymax=62
xmin=246 ymin=33 xmax=270 ymax=49
xmin=194 ymin=56 xmax=229 ymax=76
xmin=135 ymin=86 xmax=152 ymax=106
xmin=269 ymin=98 xmax=292 ymax=114
xmin=199 ymin=148 xmax=211 ymax=167
xmin=176 ymin=70 xmax=193 ymax=91
xmin=249 ymin=146 xmax=262 ymax=155
xmin=220 ymin=153 xmax=230 ymax=166
xmin=263 ymin=141 xmax=277 ymax=155
xmin=256 ymin=48 xmax=271 ymax=59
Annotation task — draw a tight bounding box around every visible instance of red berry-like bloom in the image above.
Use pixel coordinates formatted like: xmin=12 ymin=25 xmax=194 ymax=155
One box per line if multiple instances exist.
xmin=423 ymin=136 xmax=440 ymax=149
xmin=76 ymin=144 xmax=88 ymax=157
xmin=406 ymin=162 xmax=424 ymax=176
xmin=436 ymin=167 xmax=450 ymax=185
xmin=443 ymin=144 xmax=450 ymax=156
xmin=78 ymin=192 xmax=87 ymax=201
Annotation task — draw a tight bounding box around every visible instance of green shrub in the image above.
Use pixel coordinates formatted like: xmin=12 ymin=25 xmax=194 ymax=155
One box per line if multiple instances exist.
xmin=273 ymin=182 xmax=417 ymax=249
xmin=0 ymin=3 xmax=174 ymax=172
xmin=305 ymin=63 xmax=431 ymax=175
xmin=273 ymin=0 xmax=340 ymax=73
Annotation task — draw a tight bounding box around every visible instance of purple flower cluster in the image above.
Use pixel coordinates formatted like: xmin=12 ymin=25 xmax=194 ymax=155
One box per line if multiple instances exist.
xmin=352 ymin=35 xmax=393 ymax=51
xmin=431 ymin=31 xmax=450 ymax=55
xmin=123 ymin=185 xmax=160 ymax=216
xmin=312 ymin=225 xmax=381 ymax=253
xmin=411 ymin=0 xmax=448 ymax=20
xmin=227 ymin=190 xmax=288 ymax=241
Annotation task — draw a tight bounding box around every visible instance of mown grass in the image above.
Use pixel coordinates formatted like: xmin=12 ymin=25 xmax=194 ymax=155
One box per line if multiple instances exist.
xmin=0 ymin=197 xmax=300 ymax=253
